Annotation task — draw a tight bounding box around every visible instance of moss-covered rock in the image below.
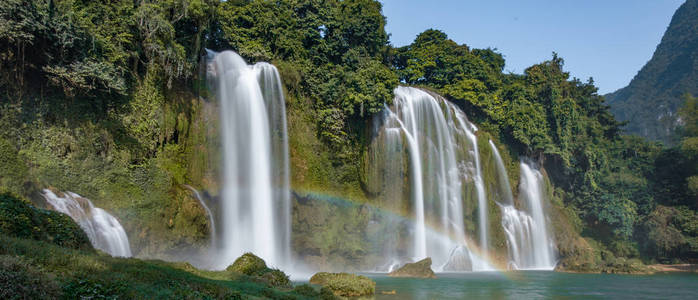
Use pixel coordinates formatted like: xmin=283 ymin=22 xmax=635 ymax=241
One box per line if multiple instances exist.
xmin=0 ymin=193 xmax=92 ymax=251
xmin=258 ymin=268 xmax=291 ymax=288
xmin=388 ymin=257 xmax=437 ymax=278
xmin=309 ymin=272 xmax=375 ymax=297
xmin=227 ymin=252 xmax=268 ymax=276
xmin=226 ymin=253 xmax=291 ymax=288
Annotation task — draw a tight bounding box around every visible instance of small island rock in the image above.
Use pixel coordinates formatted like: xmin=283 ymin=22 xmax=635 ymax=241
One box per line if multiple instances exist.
xmin=309 ymin=272 xmax=375 ymax=297
xmin=388 ymin=257 xmax=437 ymax=278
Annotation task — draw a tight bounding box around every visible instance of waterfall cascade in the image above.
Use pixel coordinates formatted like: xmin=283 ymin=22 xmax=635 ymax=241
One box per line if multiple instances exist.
xmin=370 ymin=86 xmax=490 ymax=271
xmin=42 ymin=189 xmax=131 ymax=257
xmin=208 ymin=50 xmax=291 ymax=270
xmin=489 ymin=141 xmax=557 ymax=269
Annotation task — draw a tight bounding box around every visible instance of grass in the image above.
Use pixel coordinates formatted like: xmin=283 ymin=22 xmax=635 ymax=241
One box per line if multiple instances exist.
xmin=0 ymin=235 xmax=330 ymax=299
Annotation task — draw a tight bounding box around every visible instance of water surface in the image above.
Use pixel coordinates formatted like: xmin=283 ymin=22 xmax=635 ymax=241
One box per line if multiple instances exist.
xmin=363 ymin=271 xmax=698 ymax=299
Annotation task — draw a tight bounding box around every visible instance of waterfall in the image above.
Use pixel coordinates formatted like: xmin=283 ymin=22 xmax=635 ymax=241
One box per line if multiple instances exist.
xmin=208 ymin=50 xmax=291 ymax=269
xmin=488 ymin=140 xmax=514 ymax=205
xmin=41 ymin=189 xmax=131 ymax=257
xmin=517 ymin=161 xmax=556 ymax=269
xmin=465 ymin=125 xmax=489 ymax=259
xmin=184 ymin=185 xmax=217 ymax=249
xmin=488 ymin=141 xmax=556 ymax=270
xmin=372 ymin=86 xmax=490 ymax=271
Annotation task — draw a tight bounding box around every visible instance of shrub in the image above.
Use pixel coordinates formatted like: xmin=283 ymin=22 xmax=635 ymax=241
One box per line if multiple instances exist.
xmin=0 ymin=255 xmax=61 ymax=299
xmin=0 ymin=193 xmax=92 ymax=250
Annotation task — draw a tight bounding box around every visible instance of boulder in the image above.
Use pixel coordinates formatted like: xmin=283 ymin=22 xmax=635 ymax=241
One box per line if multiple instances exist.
xmin=388 ymin=257 xmax=436 ymax=278
xmin=226 ymin=253 xmax=291 ymax=288
xmin=309 ymin=272 xmax=375 ymax=297
xmin=226 ymin=252 xmax=267 ymax=275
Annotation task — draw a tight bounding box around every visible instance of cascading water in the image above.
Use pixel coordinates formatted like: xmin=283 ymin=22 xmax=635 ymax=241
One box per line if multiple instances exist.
xmin=488 ymin=140 xmax=515 ymax=205
xmin=488 ymin=141 xmax=556 ymax=269
xmin=516 ymin=161 xmax=556 ymax=269
xmin=465 ymin=125 xmax=489 ymax=260
xmin=42 ymin=189 xmax=131 ymax=257
xmin=372 ymin=86 xmax=490 ymax=271
xmin=208 ymin=50 xmax=291 ymax=269
xmin=185 ymin=185 xmax=217 ymax=249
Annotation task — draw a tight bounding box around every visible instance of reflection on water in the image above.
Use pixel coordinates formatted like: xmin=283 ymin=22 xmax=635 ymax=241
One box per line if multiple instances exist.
xmin=303 ymin=271 xmax=698 ymax=299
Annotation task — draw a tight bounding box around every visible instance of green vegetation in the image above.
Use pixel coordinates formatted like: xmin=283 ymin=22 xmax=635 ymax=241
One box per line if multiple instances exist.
xmin=227 ymin=252 xmax=291 ymax=288
xmin=0 ymin=0 xmax=695 ymax=281
xmin=0 ymin=193 xmax=91 ymax=251
xmin=0 ymin=193 xmax=326 ymax=298
xmin=605 ymin=0 xmax=698 ymax=144
xmin=0 ymin=234 xmax=331 ymax=299
xmin=309 ymin=272 xmax=375 ymax=297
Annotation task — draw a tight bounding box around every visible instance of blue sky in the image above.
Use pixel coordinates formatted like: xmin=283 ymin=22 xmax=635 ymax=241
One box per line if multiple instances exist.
xmin=380 ymin=0 xmax=684 ymax=94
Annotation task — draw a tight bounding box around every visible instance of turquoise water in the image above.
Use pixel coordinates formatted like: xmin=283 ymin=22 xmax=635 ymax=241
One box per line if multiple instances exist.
xmin=360 ymin=271 xmax=698 ymax=299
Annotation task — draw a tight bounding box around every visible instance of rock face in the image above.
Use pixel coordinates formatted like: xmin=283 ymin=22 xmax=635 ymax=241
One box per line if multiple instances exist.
xmin=309 ymin=272 xmax=375 ymax=297
xmin=605 ymin=0 xmax=698 ymax=143
xmin=388 ymin=258 xmax=437 ymax=278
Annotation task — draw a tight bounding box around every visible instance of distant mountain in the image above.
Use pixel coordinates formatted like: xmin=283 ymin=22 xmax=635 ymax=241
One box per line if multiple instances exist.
xmin=606 ymin=0 xmax=698 ymax=144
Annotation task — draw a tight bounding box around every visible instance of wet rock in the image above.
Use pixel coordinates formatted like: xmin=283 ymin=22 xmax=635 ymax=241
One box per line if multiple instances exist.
xmin=388 ymin=257 xmax=437 ymax=278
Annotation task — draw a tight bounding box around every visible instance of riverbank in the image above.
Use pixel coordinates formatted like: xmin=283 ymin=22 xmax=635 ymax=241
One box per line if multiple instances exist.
xmin=649 ymin=264 xmax=698 ymax=272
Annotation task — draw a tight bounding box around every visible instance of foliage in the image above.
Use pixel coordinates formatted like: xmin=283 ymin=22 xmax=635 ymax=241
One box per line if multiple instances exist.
xmin=0 ymin=192 xmax=92 ymax=251
xmin=226 ymin=252 xmax=291 ymax=288
xmin=0 ymin=0 xmax=696 ymax=268
xmin=0 ymin=234 xmax=318 ymax=299
xmin=0 ymin=255 xmax=61 ymax=300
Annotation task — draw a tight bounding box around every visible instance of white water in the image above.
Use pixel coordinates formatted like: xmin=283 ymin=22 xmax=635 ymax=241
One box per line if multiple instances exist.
xmin=488 ymin=140 xmax=515 ymax=205
xmin=42 ymin=189 xmax=131 ymax=257
xmin=374 ymin=86 xmax=491 ymax=271
xmin=184 ymin=185 xmax=217 ymax=249
xmin=208 ymin=50 xmax=291 ymax=270
xmin=464 ymin=125 xmax=488 ymax=259
xmin=488 ymin=141 xmax=557 ymax=270
xmin=517 ymin=161 xmax=556 ymax=269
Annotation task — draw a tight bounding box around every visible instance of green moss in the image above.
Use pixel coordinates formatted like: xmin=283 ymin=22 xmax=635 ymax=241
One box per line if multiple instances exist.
xmin=258 ymin=269 xmax=291 ymax=288
xmin=0 ymin=192 xmax=92 ymax=251
xmin=227 ymin=252 xmax=267 ymax=276
xmin=226 ymin=253 xmax=291 ymax=288
xmin=309 ymin=272 xmax=375 ymax=297
xmin=0 ymin=235 xmax=312 ymax=299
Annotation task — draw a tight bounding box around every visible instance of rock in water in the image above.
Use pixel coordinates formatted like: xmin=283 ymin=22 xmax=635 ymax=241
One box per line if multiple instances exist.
xmin=309 ymin=272 xmax=375 ymax=297
xmin=388 ymin=257 xmax=437 ymax=278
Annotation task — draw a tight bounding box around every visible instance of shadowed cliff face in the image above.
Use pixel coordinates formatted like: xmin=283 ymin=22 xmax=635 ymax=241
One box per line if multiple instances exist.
xmin=606 ymin=0 xmax=698 ymax=144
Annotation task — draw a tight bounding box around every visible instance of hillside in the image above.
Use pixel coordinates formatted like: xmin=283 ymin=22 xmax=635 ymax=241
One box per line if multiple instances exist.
xmin=606 ymin=0 xmax=698 ymax=144
xmin=0 ymin=1 xmax=696 ymax=291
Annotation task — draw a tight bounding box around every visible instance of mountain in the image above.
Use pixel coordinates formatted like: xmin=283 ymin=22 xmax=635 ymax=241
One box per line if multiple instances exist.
xmin=606 ymin=0 xmax=698 ymax=144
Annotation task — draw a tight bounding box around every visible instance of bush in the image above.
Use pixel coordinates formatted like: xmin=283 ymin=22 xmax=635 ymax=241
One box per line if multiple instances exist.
xmin=0 ymin=193 xmax=92 ymax=250
xmin=0 ymin=255 xmax=61 ymax=299
xmin=226 ymin=253 xmax=291 ymax=288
